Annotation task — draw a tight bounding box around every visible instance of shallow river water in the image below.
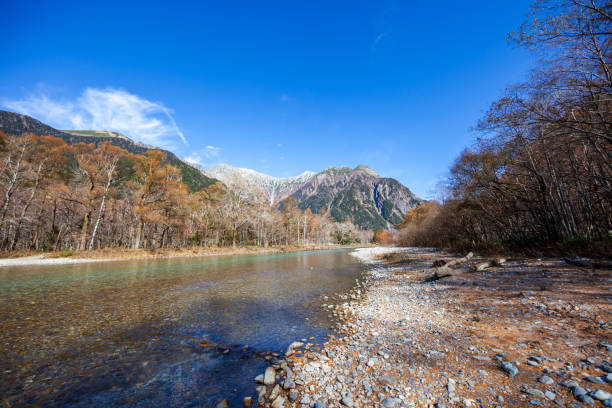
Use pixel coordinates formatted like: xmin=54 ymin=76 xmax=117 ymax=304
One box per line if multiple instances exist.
xmin=0 ymin=249 xmax=367 ymax=407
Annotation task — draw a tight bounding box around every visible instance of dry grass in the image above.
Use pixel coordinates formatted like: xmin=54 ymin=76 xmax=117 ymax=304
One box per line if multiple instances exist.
xmin=24 ymin=244 xmax=364 ymax=261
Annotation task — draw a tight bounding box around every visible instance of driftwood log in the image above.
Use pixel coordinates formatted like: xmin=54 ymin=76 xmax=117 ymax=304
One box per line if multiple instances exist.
xmin=431 ymin=254 xmax=506 ymax=280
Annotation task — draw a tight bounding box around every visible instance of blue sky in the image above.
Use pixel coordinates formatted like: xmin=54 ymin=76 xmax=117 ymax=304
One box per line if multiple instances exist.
xmin=1 ymin=1 xmax=534 ymax=198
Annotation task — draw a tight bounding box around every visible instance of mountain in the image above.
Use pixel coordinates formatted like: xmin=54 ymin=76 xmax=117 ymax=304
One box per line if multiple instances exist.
xmin=205 ymin=164 xmax=315 ymax=204
xmin=0 ymin=110 xmax=218 ymax=191
xmin=206 ymin=163 xmax=423 ymax=230
xmin=291 ymin=165 xmax=422 ymax=230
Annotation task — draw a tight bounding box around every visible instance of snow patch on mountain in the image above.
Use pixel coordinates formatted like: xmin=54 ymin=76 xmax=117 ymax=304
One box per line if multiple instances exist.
xmin=204 ymin=164 xmax=315 ymax=205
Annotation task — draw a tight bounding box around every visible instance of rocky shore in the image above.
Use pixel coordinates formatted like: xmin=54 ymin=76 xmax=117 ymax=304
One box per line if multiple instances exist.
xmin=246 ymin=247 xmax=612 ymax=408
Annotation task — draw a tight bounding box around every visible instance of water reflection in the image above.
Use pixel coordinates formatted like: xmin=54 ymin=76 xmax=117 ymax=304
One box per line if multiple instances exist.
xmin=0 ymin=249 xmax=365 ymax=407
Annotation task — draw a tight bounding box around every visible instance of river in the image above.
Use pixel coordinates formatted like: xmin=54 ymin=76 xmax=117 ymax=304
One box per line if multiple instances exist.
xmin=0 ymin=249 xmax=367 ymax=407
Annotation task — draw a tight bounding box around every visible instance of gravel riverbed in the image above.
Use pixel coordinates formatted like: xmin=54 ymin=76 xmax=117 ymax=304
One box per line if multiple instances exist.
xmin=244 ymin=247 xmax=612 ymax=408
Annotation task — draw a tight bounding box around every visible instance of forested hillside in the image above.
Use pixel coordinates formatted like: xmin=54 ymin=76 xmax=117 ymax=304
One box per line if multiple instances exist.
xmin=0 ymin=130 xmax=373 ymax=252
xmin=397 ymin=0 xmax=611 ymax=253
xmin=0 ymin=110 xmax=218 ymax=191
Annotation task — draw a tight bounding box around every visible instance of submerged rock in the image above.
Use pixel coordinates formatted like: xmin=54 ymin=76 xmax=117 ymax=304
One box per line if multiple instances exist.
xmin=215 ymin=399 xmax=229 ymax=408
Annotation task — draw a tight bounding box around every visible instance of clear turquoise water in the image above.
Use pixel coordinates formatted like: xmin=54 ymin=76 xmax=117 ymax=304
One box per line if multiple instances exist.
xmin=0 ymin=249 xmax=366 ymax=407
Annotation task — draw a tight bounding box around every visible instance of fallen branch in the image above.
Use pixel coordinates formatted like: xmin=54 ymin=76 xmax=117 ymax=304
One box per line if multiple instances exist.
xmin=433 ymin=252 xmax=473 ymax=269
xmin=563 ymin=257 xmax=612 ymax=269
xmin=475 ymin=258 xmax=507 ymax=271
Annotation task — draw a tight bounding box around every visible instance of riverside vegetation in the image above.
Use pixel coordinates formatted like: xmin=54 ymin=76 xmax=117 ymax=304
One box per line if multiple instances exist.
xmin=0 ymin=132 xmax=372 ymax=255
xmin=392 ymin=0 xmax=611 ymax=255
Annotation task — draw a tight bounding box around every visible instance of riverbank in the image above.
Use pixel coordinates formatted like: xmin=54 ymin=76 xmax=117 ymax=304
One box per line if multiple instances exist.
xmin=253 ymin=247 xmax=612 ymax=407
xmin=0 ymin=244 xmax=366 ymax=268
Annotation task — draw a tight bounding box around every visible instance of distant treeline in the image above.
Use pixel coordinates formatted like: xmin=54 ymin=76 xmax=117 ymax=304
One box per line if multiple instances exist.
xmin=0 ymin=134 xmax=369 ymax=252
xmin=397 ymin=1 xmax=611 ymax=252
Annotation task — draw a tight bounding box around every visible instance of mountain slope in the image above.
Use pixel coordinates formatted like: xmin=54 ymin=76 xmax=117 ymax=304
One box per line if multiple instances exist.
xmin=206 ymin=163 xmax=422 ymax=230
xmin=0 ymin=110 xmax=218 ymax=191
xmin=205 ymin=164 xmax=315 ymax=204
xmin=290 ymin=165 xmax=422 ymax=230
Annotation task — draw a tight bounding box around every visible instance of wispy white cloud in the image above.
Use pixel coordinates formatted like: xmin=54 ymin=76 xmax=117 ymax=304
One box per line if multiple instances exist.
xmin=204 ymin=145 xmax=220 ymax=158
xmin=3 ymin=87 xmax=187 ymax=149
xmin=184 ymin=145 xmax=221 ymax=168
xmin=371 ymin=32 xmax=387 ymax=50
xmin=276 ymin=143 xmax=283 ymax=148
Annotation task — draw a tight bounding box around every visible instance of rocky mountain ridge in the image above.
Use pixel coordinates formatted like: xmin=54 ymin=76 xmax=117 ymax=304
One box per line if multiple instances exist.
xmin=206 ymin=163 xmax=423 ymax=230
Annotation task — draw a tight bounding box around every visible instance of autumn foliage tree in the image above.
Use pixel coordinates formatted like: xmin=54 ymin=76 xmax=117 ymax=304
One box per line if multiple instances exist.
xmin=397 ymin=0 xmax=612 ymax=252
xmin=0 ymin=133 xmax=363 ymax=253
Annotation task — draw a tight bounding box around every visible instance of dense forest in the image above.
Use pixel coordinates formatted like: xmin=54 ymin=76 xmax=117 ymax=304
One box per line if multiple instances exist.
xmin=0 ymin=133 xmax=369 ymax=253
xmin=397 ymin=0 xmax=611 ymax=252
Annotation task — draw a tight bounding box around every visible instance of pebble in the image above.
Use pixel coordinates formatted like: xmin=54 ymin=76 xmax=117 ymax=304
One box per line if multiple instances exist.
xmin=527 ymin=356 xmax=542 ymax=366
xmin=560 ymin=379 xmax=579 ymax=389
xmin=341 ymin=396 xmax=354 ymax=407
xmin=313 ymin=402 xmax=326 ymax=408
xmin=537 ymin=375 xmax=554 ymax=385
xmin=283 ymin=377 xmax=294 ymax=390
xmin=264 ymin=367 xmax=276 ymax=385
xmin=573 ymin=386 xmax=587 ymax=397
xmin=600 ymin=363 xmax=612 ymax=373
xmin=243 ymin=396 xmax=252 ymax=407
xmin=544 ymin=390 xmax=556 ymax=400
xmin=592 ymin=390 xmax=612 ymax=401
xmin=254 ymin=374 xmax=264 ymax=384
xmin=382 ymin=397 xmax=401 ymax=407
xmin=380 ymin=375 xmax=397 ymax=386
xmin=270 ymin=396 xmax=285 ymax=408
xmin=500 ymin=361 xmax=519 ymax=378
xmin=522 ymin=386 xmax=545 ymax=398
xmin=288 ymin=391 xmax=299 ymax=402
xmin=269 ymin=384 xmax=280 ymax=401
xmin=577 ymin=394 xmax=595 ymax=404
xmin=586 ymin=376 xmax=605 ymax=384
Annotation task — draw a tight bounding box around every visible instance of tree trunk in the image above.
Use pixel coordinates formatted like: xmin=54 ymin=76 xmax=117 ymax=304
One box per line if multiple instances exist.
xmin=79 ymin=212 xmax=90 ymax=251
xmin=134 ymin=219 xmax=143 ymax=249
